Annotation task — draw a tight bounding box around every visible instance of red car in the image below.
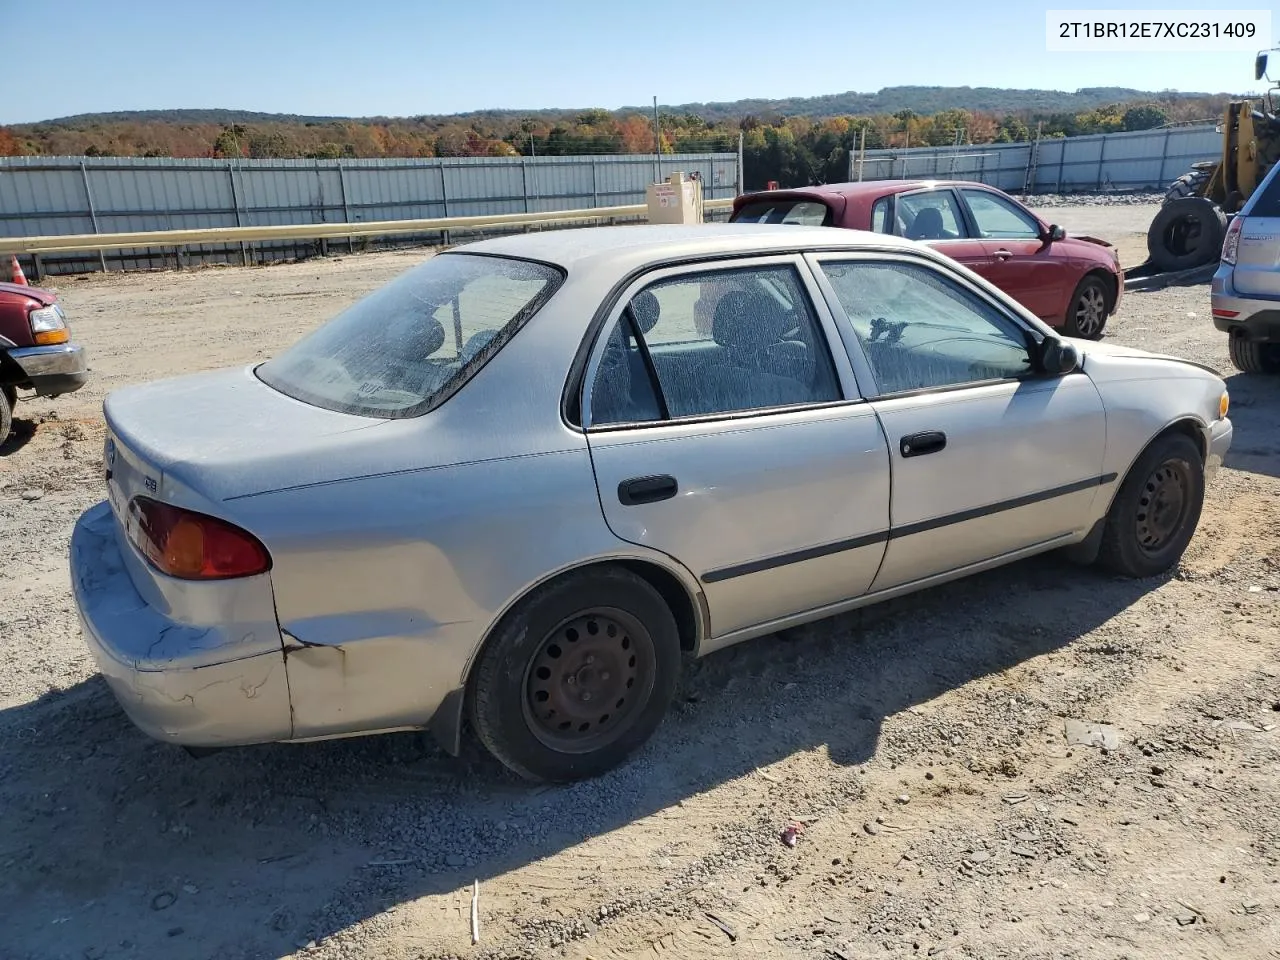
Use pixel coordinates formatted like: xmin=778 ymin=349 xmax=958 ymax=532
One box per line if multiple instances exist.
xmin=730 ymin=180 xmax=1123 ymax=340
xmin=0 ymin=280 xmax=88 ymax=447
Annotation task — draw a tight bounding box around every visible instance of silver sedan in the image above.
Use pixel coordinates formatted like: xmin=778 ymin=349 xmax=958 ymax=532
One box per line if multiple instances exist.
xmin=70 ymin=224 xmax=1233 ymax=782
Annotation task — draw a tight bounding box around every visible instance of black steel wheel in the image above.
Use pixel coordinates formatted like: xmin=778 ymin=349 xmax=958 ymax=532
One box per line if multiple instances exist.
xmin=1062 ymin=275 xmax=1110 ymax=339
xmin=1097 ymin=432 xmax=1205 ymax=578
xmin=469 ymin=566 xmax=681 ymax=782
xmin=522 ymin=607 xmax=655 ymax=754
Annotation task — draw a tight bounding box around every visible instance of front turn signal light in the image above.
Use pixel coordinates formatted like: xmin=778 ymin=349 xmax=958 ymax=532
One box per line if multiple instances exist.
xmin=1220 ymin=391 xmax=1230 ymax=419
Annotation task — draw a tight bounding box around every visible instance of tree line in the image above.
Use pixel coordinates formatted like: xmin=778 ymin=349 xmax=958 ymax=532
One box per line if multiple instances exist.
xmin=0 ymin=93 xmax=1233 ymax=190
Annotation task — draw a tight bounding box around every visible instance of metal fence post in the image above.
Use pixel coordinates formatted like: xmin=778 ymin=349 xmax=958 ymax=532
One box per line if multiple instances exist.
xmin=737 ymin=132 xmax=744 ymax=195
xmin=1158 ymin=128 xmax=1173 ymax=189
xmin=337 ymin=162 xmax=352 ymax=253
xmin=315 ymin=161 xmax=328 ymax=258
xmin=1095 ymin=135 xmax=1106 ymax=191
xmin=79 ymin=161 xmax=108 ymax=272
xmin=439 ymin=163 xmax=450 ymax=246
xmin=522 ymin=160 xmax=530 ymax=213
xmin=591 ymin=160 xmax=599 ymax=208
xmin=227 ymin=160 xmax=248 ymax=266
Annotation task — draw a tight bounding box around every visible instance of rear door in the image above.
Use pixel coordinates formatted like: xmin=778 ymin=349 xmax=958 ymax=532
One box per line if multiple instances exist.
xmin=579 ymin=255 xmax=892 ymax=641
xmin=1232 ymin=167 xmax=1280 ymax=297
xmin=887 ymin=187 xmax=992 ymax=275
xmin=957 ymin=187 xmax=1068 ymax=320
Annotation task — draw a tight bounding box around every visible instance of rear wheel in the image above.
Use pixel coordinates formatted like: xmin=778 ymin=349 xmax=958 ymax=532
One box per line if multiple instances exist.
xmin=0 ymin=385 xmax=13 ymax=448
xmin=468 ymin=567 xmax=681 ymax=782
xmin=1164 ymin=167 xmax=1211 ymax=203
xmin=1062 ymin=275 xmax=1110 ymax=339
xmin=1097 ymin=432 xmax=1204 ymax=578
xmin=1227 ymin=332 xmax=1280 ymax=374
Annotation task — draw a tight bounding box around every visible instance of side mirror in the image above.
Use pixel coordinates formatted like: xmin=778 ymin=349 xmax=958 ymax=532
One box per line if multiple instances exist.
xmin=1256 ymin=52 xmax=1268 ymax=81
xmin=1039 ymin=336 xmax=1080 ymax=376
xmin=1044 ymin=223 xmax=1066 ymax=242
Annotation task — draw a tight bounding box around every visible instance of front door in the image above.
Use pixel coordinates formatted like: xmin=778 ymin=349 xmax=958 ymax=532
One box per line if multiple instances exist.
xmin=807 ymin=252 xmax=1108 ymax=590
xmin=580 ymin=257 xmax=892 ymax=640
xmin=958 ymin=186 xmax=1069 ymax=322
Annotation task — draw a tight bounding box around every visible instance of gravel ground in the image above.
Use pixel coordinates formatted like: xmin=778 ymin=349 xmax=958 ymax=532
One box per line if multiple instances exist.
xmin=2 ymin=203 xmax=1279 ymax=960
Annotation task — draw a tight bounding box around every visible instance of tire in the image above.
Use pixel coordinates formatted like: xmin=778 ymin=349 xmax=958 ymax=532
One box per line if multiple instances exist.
xmin=1227 ymin=332 xmax=1280 ymax=374
xmin=1147 ymin=196 xmax=1228 ymax=271
xmin=1061 ymin=274 xmax=1110 ymax=340
xmin=1164 ymin=168 xmax=1211 ymax=203
xmin=468 ymin=566 xmax=682 ymax=782
xmin=0 ymin=385 xmax=12 ymax=449
xmin=1096 ymin=432 xmax=1205 ymax=579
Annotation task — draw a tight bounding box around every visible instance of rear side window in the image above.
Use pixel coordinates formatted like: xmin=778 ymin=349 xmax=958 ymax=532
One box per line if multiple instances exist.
xmin=732 ymin=199 xmax=832 ymax=225
xmin=256 ymin=253 xmax=562 ymax=418
xmin=870 ymin=196 xmax=892 ymax=233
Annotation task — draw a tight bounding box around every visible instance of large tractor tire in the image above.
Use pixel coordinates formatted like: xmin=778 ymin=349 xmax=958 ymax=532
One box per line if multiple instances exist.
xmin=1164 ymin=168 xmax=1212 ymax=203
xmin=1147 ymin=196 xmax=1228 ymax=271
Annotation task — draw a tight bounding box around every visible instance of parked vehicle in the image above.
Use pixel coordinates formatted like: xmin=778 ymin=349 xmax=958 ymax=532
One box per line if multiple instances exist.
xmin=71 ymin=224 xmax=1231 ymax=783
xmin=1212 ymin=155 xmax=1280 ymax=373
xmin=730 ymin=179 xmax=1124 ymax=339
xmin=0 ymin=281 xmax=89 ymax=446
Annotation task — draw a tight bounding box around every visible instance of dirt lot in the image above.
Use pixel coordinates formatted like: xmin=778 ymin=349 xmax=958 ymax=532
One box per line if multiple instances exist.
xmin=2 ymin=201 xmax=1279 ymax=960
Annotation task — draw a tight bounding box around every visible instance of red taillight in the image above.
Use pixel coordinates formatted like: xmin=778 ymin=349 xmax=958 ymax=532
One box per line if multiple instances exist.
xmin=126 ymin=496 xmax=271 ymax=580
xmin=1221 ymin=216 xmax=1244 ymax=265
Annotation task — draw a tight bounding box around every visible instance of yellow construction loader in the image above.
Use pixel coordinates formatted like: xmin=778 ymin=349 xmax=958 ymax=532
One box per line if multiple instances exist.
xmin=1145 ymin=47 xmax=1280 ymax=272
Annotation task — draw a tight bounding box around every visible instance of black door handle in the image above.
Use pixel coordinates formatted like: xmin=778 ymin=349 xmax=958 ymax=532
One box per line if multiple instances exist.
xmin=900 ymin=431 xmax=946 ymax=458
xmin=618 ymin=474 xmax=678 ymax=506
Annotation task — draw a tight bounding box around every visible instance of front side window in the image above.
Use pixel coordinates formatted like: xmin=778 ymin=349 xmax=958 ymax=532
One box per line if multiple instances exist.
xmin=895 ymin=190 xmax=967 ymax=241
xmin=819 ymin=259 xmax=1032 ymax=395
xmin=588 ymin=264 xmax=842 ymax=425
xmin=256 ymin=253 xmax=561 ymax=418
xmin=961 ymin=189 xmax=1042 ymax=239
xmin=732 ymin=199 xmax=832 ymax=226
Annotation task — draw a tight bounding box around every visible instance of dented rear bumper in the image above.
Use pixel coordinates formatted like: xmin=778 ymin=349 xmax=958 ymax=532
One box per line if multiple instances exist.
xmin=70 ymin=501 xmax=292 ymax=747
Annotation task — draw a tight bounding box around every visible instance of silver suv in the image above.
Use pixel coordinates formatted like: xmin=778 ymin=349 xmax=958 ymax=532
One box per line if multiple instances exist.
xmin=1213 ymin=160 xmax=1280 ymax=373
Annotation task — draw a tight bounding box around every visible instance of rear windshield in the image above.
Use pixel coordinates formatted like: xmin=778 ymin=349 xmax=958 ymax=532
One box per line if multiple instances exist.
xmin=1249 ymin=166 xmax=1280 ymax=217
xmin=732 ymin=199 xmax=832 ymax=226
xmin=256 ymin=252 xmax=562 ymax=418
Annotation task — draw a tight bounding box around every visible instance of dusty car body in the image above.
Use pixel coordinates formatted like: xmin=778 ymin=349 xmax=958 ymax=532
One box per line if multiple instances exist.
xmin=730 ymin=180 xmax=1124 ymax=339
xmin=0 ymin=281 xmax=88 ymax=446
xmin=71 ymin=224 xmax=1231 ymax=782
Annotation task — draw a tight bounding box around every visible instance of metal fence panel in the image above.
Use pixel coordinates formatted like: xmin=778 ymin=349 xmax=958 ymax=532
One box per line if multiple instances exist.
xmin=856 ymin=123 xmax=1223 ymax=194
xmin=0 ymin=152 xmax=739 ymax=275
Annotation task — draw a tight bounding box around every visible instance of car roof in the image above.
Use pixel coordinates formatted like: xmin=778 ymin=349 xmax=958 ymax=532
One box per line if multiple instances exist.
xmin=452 ymin=222 xmax=922 ymax=270
xmin=736 ymin=179 xmax=994 ymax=202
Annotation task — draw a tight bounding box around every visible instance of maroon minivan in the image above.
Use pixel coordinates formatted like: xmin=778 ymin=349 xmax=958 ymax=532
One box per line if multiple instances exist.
xmin=731 ymin=180 xmax=1124 ymax=340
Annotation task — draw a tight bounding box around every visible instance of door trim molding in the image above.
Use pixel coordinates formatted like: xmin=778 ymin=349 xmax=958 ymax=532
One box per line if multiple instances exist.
xmin=699 ymin=472 xmax=1117 ymax=584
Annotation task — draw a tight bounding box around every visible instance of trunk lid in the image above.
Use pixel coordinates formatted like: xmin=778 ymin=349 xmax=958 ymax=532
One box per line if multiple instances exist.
xmin=1230 ymin=216 xmax=1280 ymax=298
xmin=103 ymin=365 xmax=395 ymax=503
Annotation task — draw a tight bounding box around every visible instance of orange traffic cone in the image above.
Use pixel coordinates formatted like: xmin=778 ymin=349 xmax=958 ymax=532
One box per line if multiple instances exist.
xmin=8 ymin=255 xmax=27 ymax=286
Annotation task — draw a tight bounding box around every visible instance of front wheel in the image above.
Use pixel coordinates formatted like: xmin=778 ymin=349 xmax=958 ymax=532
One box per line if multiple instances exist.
xmin=1062 ymin=275 xmax=1110 ymax=340
xmin=0 ymin=385 xmax=13 ymax=449
xmin=1096 ymin=432 xmax=1205 ymax=578
xmin=468 ymin=567 xmax=681 ymax=782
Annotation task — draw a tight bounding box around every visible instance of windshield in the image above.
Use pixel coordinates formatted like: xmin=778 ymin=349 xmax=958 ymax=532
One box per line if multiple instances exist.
xmin=256 ymin=252 xmax=563 ymax=418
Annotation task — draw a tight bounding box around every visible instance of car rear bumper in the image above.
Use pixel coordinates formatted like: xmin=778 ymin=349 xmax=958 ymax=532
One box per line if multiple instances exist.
xmin=5 ymin=342 xmax=89 ymax=396
xmin=1206 ymin=417 xmax=1232 ymax=481
xmin=70 ymin=501 xmax=293 ymax=748
xmin=1210 ymin=273 xmax=1280 ymax=342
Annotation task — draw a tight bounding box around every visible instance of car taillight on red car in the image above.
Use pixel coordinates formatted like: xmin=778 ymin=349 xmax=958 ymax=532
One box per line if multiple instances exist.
xmin=126 ymin=496 xmax=271 ymax=580
xmin=1221 ymin=216 xmax=1244 ymax=265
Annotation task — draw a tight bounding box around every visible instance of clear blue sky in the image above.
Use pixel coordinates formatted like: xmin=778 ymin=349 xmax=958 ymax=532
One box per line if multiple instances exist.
xmin=1 ymin=0 xmax=1273 ymax=123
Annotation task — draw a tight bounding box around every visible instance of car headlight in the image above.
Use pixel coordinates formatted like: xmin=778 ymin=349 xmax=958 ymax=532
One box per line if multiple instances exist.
xmin=29 ymin=304 xmax=68 ymax=346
